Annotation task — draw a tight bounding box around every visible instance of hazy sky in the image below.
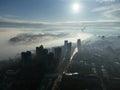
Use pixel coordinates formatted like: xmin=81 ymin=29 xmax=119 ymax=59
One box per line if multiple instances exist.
xmin=0 ymin=0 xmax=120 ymax=22
xmin=0 ymin=0 xmax=120 ymax=59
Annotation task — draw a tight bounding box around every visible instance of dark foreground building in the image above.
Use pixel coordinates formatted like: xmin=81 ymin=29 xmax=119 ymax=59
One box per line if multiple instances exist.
xmin=59 ymin=74 xmax=102 ymax=90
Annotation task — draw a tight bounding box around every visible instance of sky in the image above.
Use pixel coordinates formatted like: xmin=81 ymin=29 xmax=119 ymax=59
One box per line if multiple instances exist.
xmin=0 ymin=0 xmax=120 ymax=22
xmin=0 ymin=0 xmax=120 ymax=59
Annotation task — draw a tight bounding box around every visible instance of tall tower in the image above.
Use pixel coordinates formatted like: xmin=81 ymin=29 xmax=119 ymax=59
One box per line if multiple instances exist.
xmin=36 ymin=45 xmax=44 ymax=57
xmin=62 ymin=40 xmax=68 ymax=57
xmin=21 ymin=51 xmax=32 ymax=66
xmin=66 ymin=42 xmax=72 ymax=60
xmin=64 ymin=40 xmax=68 ymax=49
xmin=54 ymin=47 xmax=62 ymax=59
xmin=77 ymin=39 xmax=81 ymax=50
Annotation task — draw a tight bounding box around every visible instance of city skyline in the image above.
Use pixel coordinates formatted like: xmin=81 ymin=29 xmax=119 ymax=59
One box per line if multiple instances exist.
xmin=0 ymin=0 xmax=120 ymax=59
xmin=0 ymin=1 xmax=120 ymax=89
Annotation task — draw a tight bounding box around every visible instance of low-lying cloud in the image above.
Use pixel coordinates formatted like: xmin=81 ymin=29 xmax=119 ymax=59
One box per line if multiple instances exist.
xmin=9 ymin=33 xmax=68 ymax=44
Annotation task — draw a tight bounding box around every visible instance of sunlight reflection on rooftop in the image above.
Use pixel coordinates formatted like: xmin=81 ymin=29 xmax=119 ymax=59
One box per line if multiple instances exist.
xmin=65 ymin=72 xmax=79 ymax=76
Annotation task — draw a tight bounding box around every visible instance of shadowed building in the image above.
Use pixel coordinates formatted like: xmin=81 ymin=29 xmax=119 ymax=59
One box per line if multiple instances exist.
xmin=54 ymin=47 xmax=62 ymax=59
xmin=77 ymin=39 xmax=81 ymax=51
xmin=62 ymin=40 xmax=72 ymax=60
xmin=64 ymin=40 xmax=68 ymax=49
xmin=21 ymin=51 xmax=32 ymax=66
xmin=61 ymin=40 xmax=68 ymax=58
xmin=59 ymin=74 xmax=102 ymax=90
xmin=36 ymin=45 xmax=44 ymax=57
xmin=66 ymin=42 xmax=72 ymax=60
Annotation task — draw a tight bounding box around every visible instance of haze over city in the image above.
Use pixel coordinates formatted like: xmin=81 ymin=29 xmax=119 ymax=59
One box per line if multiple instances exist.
xmin=1 ymin=0 xmax=120 ymax=90
xmin=0 ymin=0 xmax=120 ymax=59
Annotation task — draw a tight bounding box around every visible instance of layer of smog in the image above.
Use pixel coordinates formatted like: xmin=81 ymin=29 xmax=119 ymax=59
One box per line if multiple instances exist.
xmin=0 ymin=0 xmax=120 ymax=90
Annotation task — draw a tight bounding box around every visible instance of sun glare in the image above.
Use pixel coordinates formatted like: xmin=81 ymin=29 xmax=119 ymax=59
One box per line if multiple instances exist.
xmin=72 ymin=3 xmax=82 ymax=13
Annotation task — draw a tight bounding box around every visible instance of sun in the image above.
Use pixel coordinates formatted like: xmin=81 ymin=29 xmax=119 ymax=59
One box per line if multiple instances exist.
xmin=72 ymin=3 xmax=82 ymax=13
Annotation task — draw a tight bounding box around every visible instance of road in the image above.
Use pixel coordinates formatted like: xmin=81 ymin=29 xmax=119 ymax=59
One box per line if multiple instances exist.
xmin=52 ymin=47 xmax=78 ymax=90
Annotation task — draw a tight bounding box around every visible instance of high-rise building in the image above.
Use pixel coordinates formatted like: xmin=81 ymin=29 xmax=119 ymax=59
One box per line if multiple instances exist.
xmin=21 ymin=51 xmax=32 ymax=66
xmin=36 ymin=45 xmax=44 ymax=56
xmin=54 ymin=47 xmax=62 ymax=59
xmin=62 ymin=40 xmax=68 ymax=57
xmin=77 ymin=39 xmax=81 ymax=50
xmin=21 ymin=52 xmax=26 ymax=61
xmin=64 ymin=40 xmax=68 ymax=49
xmin=66 ymin=42 xmax=72 ymax=60
xmin=26 ymin=51 xmax=32 ymax=60
xmin=67 ymin=42 xmax=72 ymax=50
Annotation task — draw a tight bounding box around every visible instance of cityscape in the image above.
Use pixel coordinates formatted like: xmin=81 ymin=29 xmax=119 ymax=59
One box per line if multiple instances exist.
xmin=0 ymin=0 xmax=120 ymax=90
xmin=0 ymin=36 xmax=120 ymax=90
